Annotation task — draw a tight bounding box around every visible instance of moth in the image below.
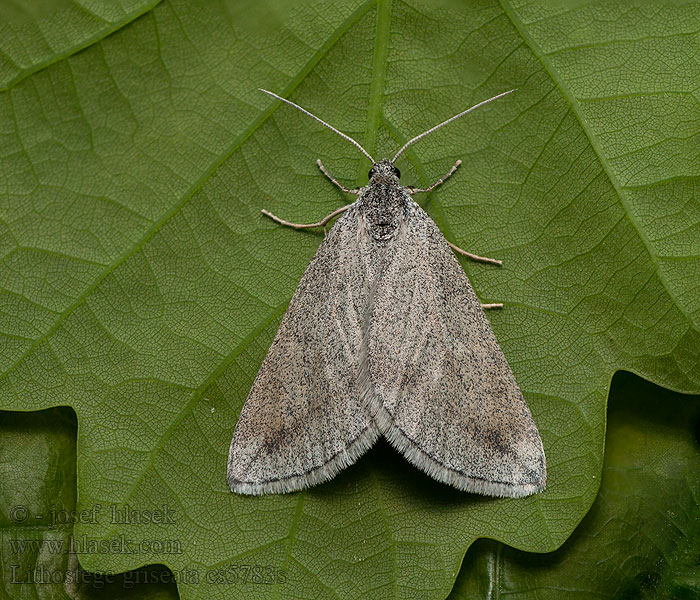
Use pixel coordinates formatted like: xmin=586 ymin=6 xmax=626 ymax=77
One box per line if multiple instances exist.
xmin=228 ymin=89 xmax=546 ymax=498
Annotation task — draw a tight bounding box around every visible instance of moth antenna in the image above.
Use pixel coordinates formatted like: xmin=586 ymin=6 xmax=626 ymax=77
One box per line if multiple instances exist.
xmin=391 ymin=89 xmax=517 ymax=163
xmin=260 ymin=89 xmax=375 ymax=164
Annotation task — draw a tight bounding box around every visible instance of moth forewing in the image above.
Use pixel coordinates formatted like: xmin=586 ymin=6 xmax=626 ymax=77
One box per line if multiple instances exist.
xmin=366 ymin=200 xmax=545 ymax=497
xmin=227 ymin=206 xmax=380 ymax=495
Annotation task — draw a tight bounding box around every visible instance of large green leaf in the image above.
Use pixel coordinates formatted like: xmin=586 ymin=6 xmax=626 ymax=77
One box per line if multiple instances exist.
xmin=1 ymin=1 xmax=698 ymax=599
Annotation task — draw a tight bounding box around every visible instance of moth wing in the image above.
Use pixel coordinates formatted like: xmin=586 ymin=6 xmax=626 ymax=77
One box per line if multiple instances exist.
xmin=367 ymin=203 xmax=545 ymax=498
xmin=228 ymin=206 xmax=379 ymax=495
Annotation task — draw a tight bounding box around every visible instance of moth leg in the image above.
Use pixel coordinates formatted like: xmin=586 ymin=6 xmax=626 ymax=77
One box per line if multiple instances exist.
xmin=261 ymin=204 xmax=352 ymax=236
xmin=408 ymin=160 xmax=502 ymax=266
xmin=407 ymin=160 xmax=462 ymax=194
xmin=317 ymin=160 xmax=361 ymax=195
xmin=480 ymin=303 xmax=503 ymax=310
xmin=448 ymin=241 xmax=502 ymax=266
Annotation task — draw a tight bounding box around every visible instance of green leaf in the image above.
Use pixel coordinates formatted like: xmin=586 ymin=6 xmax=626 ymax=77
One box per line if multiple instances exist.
xmin=0 ymin=1 xmax=698 ymax=599
xmin=450 ymin=372 xmax=700 ymax=599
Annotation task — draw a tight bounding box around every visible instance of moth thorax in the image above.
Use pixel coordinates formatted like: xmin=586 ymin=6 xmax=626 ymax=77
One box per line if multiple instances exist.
xmin=363 ymin=195 xmax=405 ymax=243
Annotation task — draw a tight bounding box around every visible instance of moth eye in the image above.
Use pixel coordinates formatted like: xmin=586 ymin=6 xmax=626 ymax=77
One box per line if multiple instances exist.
xmin=368 ymin=167 xmax=376 ymax=179
xmin=392 ymin=165 xmax=401 ymax=178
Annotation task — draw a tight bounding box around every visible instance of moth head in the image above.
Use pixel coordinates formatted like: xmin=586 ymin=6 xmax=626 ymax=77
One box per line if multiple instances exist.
xmin=368 ymin=159 xmax=401 ymax=182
